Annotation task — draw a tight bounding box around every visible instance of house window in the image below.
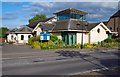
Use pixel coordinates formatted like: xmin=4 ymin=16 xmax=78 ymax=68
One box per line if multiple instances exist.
xmin=28 ymin=35 xmax=31 ymax=39
xmin=11 ymin=35 xmax=13 ymax=40
xmin=14 ymin=37 xmax=16 ymax=40
xmin=117 ymin=27 xmax=118 ymax=32
xmin=97 ymin=28 xmax=100 ymax=33
xmin=21 ymin=35 xmax=24 ymax=40
xmin=110 ymin=27 xmax=112 ymax=30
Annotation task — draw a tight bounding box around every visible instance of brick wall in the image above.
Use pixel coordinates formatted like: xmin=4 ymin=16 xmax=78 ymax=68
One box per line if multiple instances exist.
xmin=0 ymin=38 xmax=6 ymax=43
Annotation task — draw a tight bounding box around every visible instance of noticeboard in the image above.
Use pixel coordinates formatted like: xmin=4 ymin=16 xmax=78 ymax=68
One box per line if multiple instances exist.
xmin=40 ymin=31 xmax=50 ymax=40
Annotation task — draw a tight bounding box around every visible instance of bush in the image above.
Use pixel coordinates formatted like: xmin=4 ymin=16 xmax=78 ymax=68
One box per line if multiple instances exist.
xmin=34 ymin=36 xmax=40 ymax=41
xmin=84 ymin=43 xmax=93 ymax=48
xmin=64 ymin=44 xmax=81 ymax=48
xmin=28 ymin=36 xmax=40 ymax=45
xmin=41 ymin=40 xmax=54 ymax=49
xmin=54 ymin=39 xmax=65 ymax=48
xmin=114 ymin=38 xmax=120 ymax=43
xmin=28 ymin=37 xmax=35 ymax=45
xmin=32 ymin=41 xmax=40 ymax=49
xmin=104 ymin=38 xmax=113 ymax=43
xmin=83 ymin=43 xmax=97 ymax=48
xmin=50 ymin=34 xmax=58 ymax=42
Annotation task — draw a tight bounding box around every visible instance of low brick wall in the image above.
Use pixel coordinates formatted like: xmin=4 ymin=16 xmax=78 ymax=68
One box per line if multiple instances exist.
xmin=0 ymin=38 xmax=6 ymax=43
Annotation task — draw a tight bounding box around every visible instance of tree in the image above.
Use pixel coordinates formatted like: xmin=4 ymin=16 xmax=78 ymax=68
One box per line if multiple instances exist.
xmin=29 ymin=14 xmax=47 ymax=24
xmin=0 ymin=27 xmax=9 ymax=38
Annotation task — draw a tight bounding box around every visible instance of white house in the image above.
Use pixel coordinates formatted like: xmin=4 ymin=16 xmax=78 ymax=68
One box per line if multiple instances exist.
xmin=6 ymin=26 xmax=33 ymax=44
xmin=88 ymin=22 xmax=111 ymax=44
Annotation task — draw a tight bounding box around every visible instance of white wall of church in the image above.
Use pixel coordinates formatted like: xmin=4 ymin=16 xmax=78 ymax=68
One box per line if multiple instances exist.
xmin=89 ymin=24 xmax=108 ymax=44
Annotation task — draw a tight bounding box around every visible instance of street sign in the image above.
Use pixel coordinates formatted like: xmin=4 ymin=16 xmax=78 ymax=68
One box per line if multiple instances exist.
xmin=40 ymin=31 xmax=50 ymax=40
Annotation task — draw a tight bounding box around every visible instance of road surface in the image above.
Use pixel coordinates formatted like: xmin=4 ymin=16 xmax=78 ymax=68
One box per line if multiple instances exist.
xmin=2 ymin=44 xmax=120 ymax=75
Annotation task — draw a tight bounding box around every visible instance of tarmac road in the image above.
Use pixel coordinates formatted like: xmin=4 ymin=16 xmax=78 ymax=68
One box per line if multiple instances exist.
xmin=2 ymin=44 xmax=120 ymax=75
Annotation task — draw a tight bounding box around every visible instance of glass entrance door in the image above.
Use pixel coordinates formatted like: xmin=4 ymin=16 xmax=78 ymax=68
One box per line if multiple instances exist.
xmin=62 ymin=32 xmax=76 ymax=44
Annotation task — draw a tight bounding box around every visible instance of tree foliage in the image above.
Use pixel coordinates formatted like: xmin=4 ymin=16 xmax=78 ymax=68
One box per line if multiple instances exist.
xmin=29 ymin=14 xmax=47 ymax=24
xmin=0 ymin=27 xmax=9 ymax=38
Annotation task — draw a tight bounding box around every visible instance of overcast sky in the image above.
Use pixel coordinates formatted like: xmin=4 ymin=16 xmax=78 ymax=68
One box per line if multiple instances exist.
xmin=1 ymin=1 xmax=119 ymax=28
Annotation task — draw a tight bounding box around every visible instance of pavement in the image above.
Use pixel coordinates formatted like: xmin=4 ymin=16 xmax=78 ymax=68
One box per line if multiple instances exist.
xmin=1 ymin=44 xmax=120 ymax=75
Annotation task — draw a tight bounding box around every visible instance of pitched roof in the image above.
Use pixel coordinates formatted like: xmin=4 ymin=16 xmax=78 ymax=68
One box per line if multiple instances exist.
xmin=54 ymin=8 xmax=88 ymax=15
xmin=28 ymin=16 xmax=56 ymax=28
xmin=6 ymin=28 xmax=18 ymax=34
xmin=53 ymin=19 xmax=99 ymax=32
xmin=40 ymin=23 xmax=55 ymax=31
xmin=103 ymin=21 xmax=108 ymax=25
xmin=86 ymin=23 xmax=100 ymax=31
xmin=15 ymin=26 xmax=33 ymax=33
xmin=111 ymin=10 xmax=120 ymax=18
xmin=6 ymin=26 xmax=33 ymax=34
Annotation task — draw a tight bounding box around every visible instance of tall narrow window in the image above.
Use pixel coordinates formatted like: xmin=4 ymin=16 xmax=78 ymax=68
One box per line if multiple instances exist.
xmin=28 ymin=35 xmax=31 ymax=39
xmin=97 ymin=28 xmax=100 ymax=33
xmin=110 ymin=27 xmax=112 ymax=30
xmin=117 ymin=27 xmax=118 ymax=32
xmin=21 ymin=35 xmax=24 ymax=40
xmin=11 ymin=35 xmax=13 ymax=40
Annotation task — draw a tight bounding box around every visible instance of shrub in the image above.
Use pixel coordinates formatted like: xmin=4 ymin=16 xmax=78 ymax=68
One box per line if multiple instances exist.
xmin=28 ymin=36 xmax=40 ymax=45
xmin=54 ymin=39 xmax=65 ymax=48
xmin=50 ymin=34 xmax=58 ymax=42
xmin=83 ymin=43 xmax=97 ymax=48
xmin=32 ymin=41 xmax=40 ymax=49
xmin=34 ymin=36 xmax=40 ymax=41
xmin=84 ymin=44 xmax=93 ymax=48
xmin=64 ymin=44 xmax=80 ymax=48
xmin=76 ymin=43 xmax=81 ymax=48
xmin=41 ymin=40 xmax=54 ymax=49
xmin=104 ymin=38 xmax=113 ymax=43
xmin=28 ymin=37 xmax=35 ymax=45
xmin=114 ymin=38 xmax=120 ymax=43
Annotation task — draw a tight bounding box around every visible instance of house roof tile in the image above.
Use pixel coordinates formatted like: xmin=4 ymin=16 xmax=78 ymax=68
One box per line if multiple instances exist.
xmin=28 ymin=16 xmax=55 ymax=28
xmin=54 ymin=8 xmax=88 ymax=15
xmin=6 ymin=26 xmax=33 ymax=34
xmin=52 ymin=19 xmax=99 ymax=32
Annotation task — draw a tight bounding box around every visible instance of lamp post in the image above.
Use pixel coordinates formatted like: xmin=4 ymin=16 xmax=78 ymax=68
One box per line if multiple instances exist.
xmin=76 ymin=15 xmax=84 ymax=49
xmin=81 ymin=15 xmax=84 ymax=49
xmin=77 ymin=16 xmax=88 ymax=49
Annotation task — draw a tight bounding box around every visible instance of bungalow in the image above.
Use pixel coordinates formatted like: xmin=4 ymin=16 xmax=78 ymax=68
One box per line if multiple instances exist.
xmin=6 ymin=16 xmax=56 ymax=44
xmin=6 ymin=26 xmax=33 ymax=44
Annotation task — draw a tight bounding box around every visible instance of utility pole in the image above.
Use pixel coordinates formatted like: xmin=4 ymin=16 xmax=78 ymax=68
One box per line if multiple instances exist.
xmin=81 ymin=15 xmax=84 ymax=49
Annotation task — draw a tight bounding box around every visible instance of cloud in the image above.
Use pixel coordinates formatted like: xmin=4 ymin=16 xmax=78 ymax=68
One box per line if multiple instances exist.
xmin=2 ymin=16 xmax=17 ymax=20
xmin=2 ymin=12 xmax=18 ymax=20
xmin=30 ymin=2 xmax=54 ymax=8
xmin=22 ymin=5 xmax=30 ymax=10
xmin=89 ymin=2 xmax=118 ymax=9
xmin=3 ymin=12 xmax=17 ymax=15
xmin=20 ymin=2 xmax=118 ymax=23
xmin=88 ymin=14 xmax=103 ymax=18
